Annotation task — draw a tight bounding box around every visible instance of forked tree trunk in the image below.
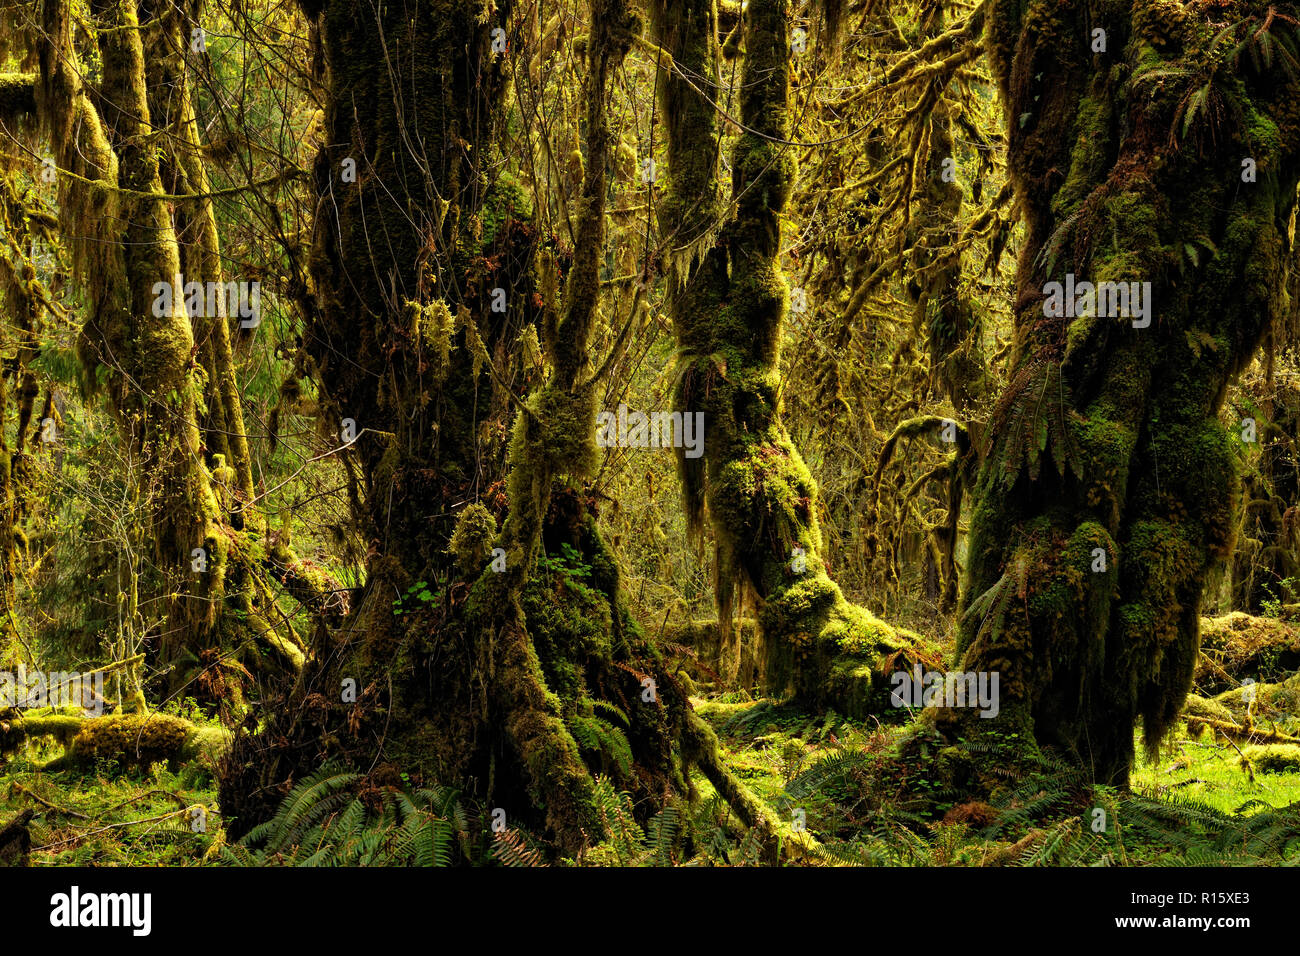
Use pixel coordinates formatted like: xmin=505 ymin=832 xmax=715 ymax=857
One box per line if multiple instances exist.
xmin=222 ymin=0 xmax=781 ymax=856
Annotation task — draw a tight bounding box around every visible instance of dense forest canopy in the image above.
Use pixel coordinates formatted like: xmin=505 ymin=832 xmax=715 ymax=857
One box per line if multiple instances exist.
xmin=1 ymin=0 xmax=1299 ymax=874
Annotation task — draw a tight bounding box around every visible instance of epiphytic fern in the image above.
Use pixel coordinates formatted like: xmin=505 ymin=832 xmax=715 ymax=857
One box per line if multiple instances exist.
xmin=567 ymin=704 xmax=634 ymax=778
xmin=960 ymin=558 xmax=1027 ymax=649
xmin=984 ymin=358 xmax=1083 ymax=490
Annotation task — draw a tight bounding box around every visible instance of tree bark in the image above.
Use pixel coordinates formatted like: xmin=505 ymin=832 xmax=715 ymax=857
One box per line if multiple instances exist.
xmin=36 ymin=0 xmax=228 ymax=679
xmin=222 ymin=0 xmax=786 ymax=857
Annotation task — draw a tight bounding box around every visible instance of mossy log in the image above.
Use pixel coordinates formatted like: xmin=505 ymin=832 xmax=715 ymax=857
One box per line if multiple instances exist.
xmin=1209 ymin=672 xmax=1300 ymax=719
xmin=1180 ymin=673 xmax=1300 ymax=743
xmin=1194 ymin=612 xmax=1300 ymax=695
xmin=682 ymin=711 xmax=814 ymax=864
xmin=1180 ymin=693 xmax=1234 ymax=724
xmin=0 ymin=712 xmax=229 ymax=772
xmin=1239 ymin=744 xmax=1300 ymax=774
xmin=666 ymin=615 xmax=943 ymax=719
xmin=1186 ymin=715 xmax=1298 ymax=746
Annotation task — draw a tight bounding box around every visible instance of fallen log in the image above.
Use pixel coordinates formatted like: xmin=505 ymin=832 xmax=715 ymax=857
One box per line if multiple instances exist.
xmin=0 ymin=712 xmax=229 ymax=773
xmin=1195 ymin=613 xmax=1300 ymax=694
xmin=1183 ymin=714 xmax=1299 ymax=746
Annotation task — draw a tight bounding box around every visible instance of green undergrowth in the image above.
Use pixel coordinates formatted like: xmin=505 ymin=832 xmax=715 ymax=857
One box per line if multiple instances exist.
xmin=1 ymin=753 xmax=219 ymax=866
xmin=690 ymin=695 xmax=1300 ymax=865
xmin=6 ymin=694 xmax=1300 ymax=866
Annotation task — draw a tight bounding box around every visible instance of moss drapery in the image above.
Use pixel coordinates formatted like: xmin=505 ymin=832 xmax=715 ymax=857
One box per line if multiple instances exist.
xmin=220 ymin=0 xmax=781 ymax=857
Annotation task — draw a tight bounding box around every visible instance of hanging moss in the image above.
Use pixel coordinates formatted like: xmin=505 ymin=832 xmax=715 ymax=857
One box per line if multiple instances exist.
xmin=651 ymin=0 xmax=918 ymax=706
xmin=447 ymin=502 xmax=499 ymax=576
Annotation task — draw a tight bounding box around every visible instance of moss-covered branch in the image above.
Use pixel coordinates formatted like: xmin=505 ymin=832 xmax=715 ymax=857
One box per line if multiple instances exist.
xmin=0 ymin=72 xmax=36 ymax=121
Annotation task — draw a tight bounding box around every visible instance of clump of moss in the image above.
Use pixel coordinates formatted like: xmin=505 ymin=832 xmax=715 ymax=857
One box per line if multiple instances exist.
xmin=417 ymin=300 xmax=458 ymax=383
xmin=447 ymin=502 xmax=499 ymax=576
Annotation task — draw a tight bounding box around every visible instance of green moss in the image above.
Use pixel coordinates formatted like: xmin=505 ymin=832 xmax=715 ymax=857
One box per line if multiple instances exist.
xmin=447 ymin=502 xmax=499 ymax=575
xmin=1212 ymin=673 xmax=1300 ymax=722
xmin=1053 ymin=93 xmax=1113 ymax=217
xmin=1195 ymin=613 xmax=1300 ymax=693
xmin=478 ymin=172 xmax=532 ymax=248
xmin=1180 ymin=693 xmax=1234 ymax=724
xmin=64 ymin=714 xmax=228 ymax=770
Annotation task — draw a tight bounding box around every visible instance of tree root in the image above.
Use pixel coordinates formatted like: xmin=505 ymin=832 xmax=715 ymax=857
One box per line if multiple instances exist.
xmin=495 ymin=614 xmax=602 ymax=855
xmin=682 ymin=711 xmax=816 ymax=864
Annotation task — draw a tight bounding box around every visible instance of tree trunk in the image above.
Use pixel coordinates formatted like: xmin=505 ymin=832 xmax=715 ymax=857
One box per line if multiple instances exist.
xmin=222 ymin=0 xmax=777 ymax=856
xmin=906 ymin=5 xmax=985 ymax=418
xmin=1232 ymin=375 xmax=1300 ymax=612
xmin=0 ymin=175 xmax=43 ymax=668
xmin=143 ymin=1 xmax=259 ymax=515
xmin=651 ymin=0 xmax=910 ymax=708
xmin=943 ymin=0 xmax=1300 ymax=787
xmin=37 ymin=0 xmax=228 ymax=679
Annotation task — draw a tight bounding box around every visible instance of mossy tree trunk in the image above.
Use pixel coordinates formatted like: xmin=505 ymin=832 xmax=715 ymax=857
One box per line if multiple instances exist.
xmin=905 ymin=4 xmax=985 ymax=419
xmin=142 ymin=0 xmax=258 ymax=516
xmin=943 ymin=0 xmax=1300 ymax=786
xmin=898 ymin=3 xmax=989 ymax=615
xmin=34 ymin=0 xmax=229 ymax=683
xmin=222 ymin=0 xmax=778 ymax=856
xmin=247 ymin=0 xmax=521 ymax=803
xmin=0 ymin=175 xmax=43 ymax=668
xmin=136 ymin=0 xmax=315 ymax=683
xmin=3 ymin=1 xmax=307 ymax=693
xmin=651 ymin=0 xmax=908 ymax=704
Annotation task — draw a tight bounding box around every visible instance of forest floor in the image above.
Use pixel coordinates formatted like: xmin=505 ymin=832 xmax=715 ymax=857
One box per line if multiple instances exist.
xmin=1 ymin=754 xmax=219 ymax=865
xmin=5 ymin=689 xmax=1299 ymax=865
xmin=688 ymin=696 xmax=1300 ymax=865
